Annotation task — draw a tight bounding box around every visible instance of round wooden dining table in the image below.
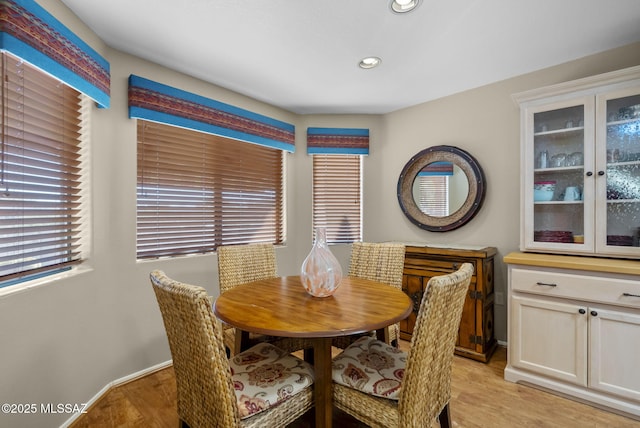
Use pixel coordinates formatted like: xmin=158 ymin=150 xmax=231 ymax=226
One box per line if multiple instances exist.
xmin=214 ymin=275 xmax=413 ymax=428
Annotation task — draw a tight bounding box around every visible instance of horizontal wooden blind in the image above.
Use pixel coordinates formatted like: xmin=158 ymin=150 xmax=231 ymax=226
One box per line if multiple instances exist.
xmin=418 ymin=175 xmax=448 ymax=216
xmin=0 ymin=52 xmax=84 ymax=282
xmin=312 ymin=154 xmax=361 ymax=244
xmin=137 ymin=120 xmax=284 ymax=259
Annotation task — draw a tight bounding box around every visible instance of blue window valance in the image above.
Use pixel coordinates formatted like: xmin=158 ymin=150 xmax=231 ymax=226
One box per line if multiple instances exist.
xmin=0 ymin=0 xmax=110 ymax=108
xmin=128 ymin=75 xmax=295 ymax=153
xmin=306 ymin=127 xmax=369 ymax=155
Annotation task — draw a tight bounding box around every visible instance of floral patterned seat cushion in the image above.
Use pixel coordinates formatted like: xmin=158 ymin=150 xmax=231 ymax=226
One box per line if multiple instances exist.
xmin=230 ymin=342 xmax=314 ymax=419
xmin=332 ymin=336 xmax=407 ymax=400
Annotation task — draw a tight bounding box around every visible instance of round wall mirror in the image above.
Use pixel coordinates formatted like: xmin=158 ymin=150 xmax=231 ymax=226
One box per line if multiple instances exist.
xmin=397 ymin=145 xmax=486 ymax=232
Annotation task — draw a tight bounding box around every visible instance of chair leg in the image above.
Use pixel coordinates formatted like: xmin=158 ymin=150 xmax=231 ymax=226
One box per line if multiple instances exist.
xmin=233 ymin=330 xmax=243 ymax=355
xmin=438 ymin=403 xmax=451 ymax=428
xmin=303 ymin=348 xmax=314 ymax=364
xmin=234 ymin=329 xmax=251 ymax=354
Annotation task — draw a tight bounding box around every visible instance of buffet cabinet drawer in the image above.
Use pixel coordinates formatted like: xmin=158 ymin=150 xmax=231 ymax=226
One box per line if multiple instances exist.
xmin=404 ymin=256 xmax=476 ymax=275
xmin=511 ymin=267 xmax=640 ymax=309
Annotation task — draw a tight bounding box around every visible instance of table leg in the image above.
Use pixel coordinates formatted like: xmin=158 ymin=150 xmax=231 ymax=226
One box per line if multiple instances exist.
xmin=313 ymin=337 xmax=333 ymax=428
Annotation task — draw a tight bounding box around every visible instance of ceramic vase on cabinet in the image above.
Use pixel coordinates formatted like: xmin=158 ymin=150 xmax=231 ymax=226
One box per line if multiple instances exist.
xmin=300 ymin=227 xmax=343 ymax=297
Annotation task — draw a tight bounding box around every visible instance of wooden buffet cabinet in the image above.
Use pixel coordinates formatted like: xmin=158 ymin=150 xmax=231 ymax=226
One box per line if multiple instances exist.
xmin=401 ymin=244 xmax=497 ymax=362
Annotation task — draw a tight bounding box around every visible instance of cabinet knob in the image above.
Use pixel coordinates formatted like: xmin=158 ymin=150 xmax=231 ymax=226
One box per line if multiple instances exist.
xmin=597 ymin=170 xmax=605 ymax=176
xmin=590 ymin=310 xmax=598 ymax=317
xmin=578 ymin=308 xmax=586 ymax=314
xmin=586 ymin=171 xmax=593 ymax=177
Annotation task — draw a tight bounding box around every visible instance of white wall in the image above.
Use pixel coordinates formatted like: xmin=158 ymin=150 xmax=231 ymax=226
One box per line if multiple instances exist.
xmin=0 ymin=1 xmax=639 ymax=426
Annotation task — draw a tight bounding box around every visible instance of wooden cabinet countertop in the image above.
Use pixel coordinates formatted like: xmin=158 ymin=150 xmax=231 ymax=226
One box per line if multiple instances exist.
xmin=395 ymin=243 xmax=497 ymax=258
xmin=504 ymin=251 xmax=640 ymax=276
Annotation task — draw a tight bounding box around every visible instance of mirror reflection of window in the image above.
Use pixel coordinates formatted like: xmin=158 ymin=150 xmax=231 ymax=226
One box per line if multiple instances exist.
xmin=412 ymin=163 xmax=469 ymax=217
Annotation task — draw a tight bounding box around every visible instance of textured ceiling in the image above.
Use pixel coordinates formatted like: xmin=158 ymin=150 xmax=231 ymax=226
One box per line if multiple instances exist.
xmin=61 ymin=0 xmax=640 ymax=114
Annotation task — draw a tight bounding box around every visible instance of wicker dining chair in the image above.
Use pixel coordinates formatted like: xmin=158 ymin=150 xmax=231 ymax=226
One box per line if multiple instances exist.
xmin=150 ymin=270 xmax=314 ymax=428
xmin=217 ymin=243 xmax=313 ymax=356
xmin=332 ymin=242 xmax=406 ymax=349
xmin=331 ymin=263 xmax=474 ymax=428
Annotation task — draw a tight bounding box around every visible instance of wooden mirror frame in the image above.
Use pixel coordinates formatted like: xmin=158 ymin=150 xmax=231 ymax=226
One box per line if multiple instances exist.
xmin=397 ymin=145 xmax=486 ymax=232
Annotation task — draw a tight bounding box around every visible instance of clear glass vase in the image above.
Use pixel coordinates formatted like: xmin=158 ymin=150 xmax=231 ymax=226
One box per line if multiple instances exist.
xmin=300 ymin=227 xmax=343 ymax=297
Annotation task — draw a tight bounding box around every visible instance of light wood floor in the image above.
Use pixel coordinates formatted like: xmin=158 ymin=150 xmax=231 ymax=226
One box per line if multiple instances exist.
xmin=70 ymin=343 xmax=640 ymax=427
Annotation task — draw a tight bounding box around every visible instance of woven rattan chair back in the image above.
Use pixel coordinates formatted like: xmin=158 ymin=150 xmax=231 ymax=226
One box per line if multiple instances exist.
xmin=399 ymin=262 xmax=474 ymax=427
xmin=150 ymin=270 xmax=241 ymax=428
xmin=348 ymin=242 xmax=405 ymax=288
xmin=217 ymin=243 xmax=277 ymax=294
xmin=341 ymin=242 xmax=405 ymax=346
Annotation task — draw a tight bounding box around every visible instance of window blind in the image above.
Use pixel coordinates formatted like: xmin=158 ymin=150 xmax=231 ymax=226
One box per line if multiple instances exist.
xmin=0 ymin=52 xmax=84 ymax=283
xmin=137 ymin=120 xmax=285 ymax=259
xmin=312 ymin=154 xmax=362 ymax=244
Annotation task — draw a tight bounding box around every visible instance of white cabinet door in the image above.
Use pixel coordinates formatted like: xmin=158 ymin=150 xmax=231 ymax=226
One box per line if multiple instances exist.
xmin=589 ymin=306 xmax=640 ymax=401
xmin=511 ymin=295 xmax=588 ymax=386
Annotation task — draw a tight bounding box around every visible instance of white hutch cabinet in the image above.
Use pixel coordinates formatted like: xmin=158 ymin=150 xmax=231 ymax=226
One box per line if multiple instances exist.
xmin=506 ymin=66 xmax=640 ymax=420
xmin=515 ymin=66 xmax=640 ymax=258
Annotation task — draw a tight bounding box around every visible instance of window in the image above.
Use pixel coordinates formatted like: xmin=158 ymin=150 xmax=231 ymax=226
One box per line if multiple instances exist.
xmin=312 ymin=154 xmax=362 ymax=244
xmin=136 ymin=120 xmax=285 ymax=259
xmin=0 ymin=52 xmax=87 ymax=285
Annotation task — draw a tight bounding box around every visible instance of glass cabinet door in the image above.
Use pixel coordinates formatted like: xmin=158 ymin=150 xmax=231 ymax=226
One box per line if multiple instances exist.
xmin=525 ymin=97 xmax=595 ymax=253
xmin=596 ymin=89 xmax=640 ymax=255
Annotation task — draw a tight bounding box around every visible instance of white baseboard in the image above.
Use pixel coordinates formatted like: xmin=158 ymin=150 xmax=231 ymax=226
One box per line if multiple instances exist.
xmin=60 ymin=360 xmax=172 ymax=428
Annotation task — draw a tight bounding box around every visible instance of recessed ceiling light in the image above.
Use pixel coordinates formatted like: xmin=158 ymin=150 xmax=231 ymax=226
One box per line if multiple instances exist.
xmin=359 ymin=57 xmax=381 ymax=69
xmin=390 ymin=0 xmax=420 ymax=13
